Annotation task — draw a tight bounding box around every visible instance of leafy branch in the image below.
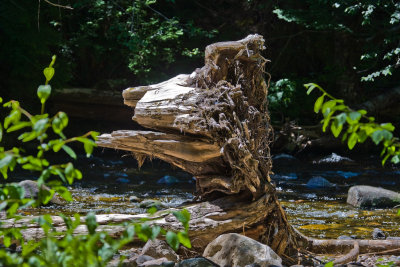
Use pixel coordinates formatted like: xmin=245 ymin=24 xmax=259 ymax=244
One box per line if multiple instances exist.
xmin=305 ymin=83 xmax=400 ymax=165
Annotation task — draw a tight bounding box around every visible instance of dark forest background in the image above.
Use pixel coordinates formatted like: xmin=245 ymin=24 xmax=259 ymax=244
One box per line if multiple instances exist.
xmin=1 ymin=0 xmax=399 ymax=127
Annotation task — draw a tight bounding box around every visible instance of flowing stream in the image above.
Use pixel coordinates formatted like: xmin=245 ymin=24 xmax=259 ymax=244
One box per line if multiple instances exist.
xmin=14 ymin=149 xmax=400 ymax=239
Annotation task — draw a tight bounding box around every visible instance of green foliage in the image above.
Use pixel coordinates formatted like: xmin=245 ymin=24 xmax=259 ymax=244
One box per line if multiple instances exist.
xmin=306 ymin=83 xmax=400 ymax=165
xmin=0 ymin=58 xmax=192 ymax=266
xmin=268 ymin=79 xmax=296 ymax=110
xmin=274 ymin=1 xmax=400 ymax=83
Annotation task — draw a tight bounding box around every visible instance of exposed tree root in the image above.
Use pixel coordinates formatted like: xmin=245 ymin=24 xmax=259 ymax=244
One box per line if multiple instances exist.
xmin=94 ymin=34 xmax=400 ymax=264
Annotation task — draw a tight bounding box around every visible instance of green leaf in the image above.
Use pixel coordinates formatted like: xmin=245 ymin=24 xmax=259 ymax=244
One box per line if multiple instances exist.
xmin=177 ymin=231 xmax=191 ymax=248
xmin=0 ymin=154 xmax=13 ymax=169
xmin=62 ymin=145 xmax=77 ymax=159
xmin=348 ymin=111 xmax=361 ymax=122
xmin=371 ymin=130 xmax=392 ymax=145
xmin=33 ymin=118 xmax=49 ymax=134
xmin=314 ymin=94 xmax=325 ymax=113
xmin=304 ymin=83 xmax=317 ymax=95
xmin=151 ymin=225 xmax=161 ymax=240
xmin=7 ymin=121 xmax=31 ymax=133
xmin=4 ymin=110 xmax=21 ymax=129
xmin=392 ymin=155 xmax=400 ymax=164
xmin=84 ymin=141 xmax=94 ymax=157
xmin=335 ymin=113 xmax=347 ymax=126
xmin=43 ymin=67 xmax=55 ymax=82
xmin=86 ymin=212 xmax=98 ymax=235
xmin=38 ymin=188 xmax=55 ymax=205
xmin=324 ymin=262 xmax=334 ymax=267
xmin=54 ymin=186 xmax=72 ymax=201
xmin=380 ymin=123 xmax=395 ymax=132
xmin=166 ymin=231 xmax=179 ymax=251
xmin=3 ymin=235 xmax=11 ymax=248
xmin=331 ymin=120 xmax=343 ymax=138
xmin=321 ymin=100 xmax=337 ymax=114
xmin=347 ymin=132 xmax=358 ymax=150
xmin=37 ymin=85 xmax=52 ymax=104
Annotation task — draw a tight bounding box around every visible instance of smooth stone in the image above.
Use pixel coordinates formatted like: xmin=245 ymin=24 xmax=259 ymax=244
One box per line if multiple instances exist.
xmin=116 ymin=177 xmax=130 ymax=183
xmin=18 ymin=180 xmax=64 ymax=205
xmin=314 ymin=153 xmax=353 ymax=164
xmin=271 ymin=173 xmax=298 ymax=180
xmin=347 ymin=185 xmax=400 ymax=209
xmin=157 ymin=175 xmax=181 ymax=185
xmin=272 ymin=153 xmax=297 ymax=161
xmin=161 ymin=262 xmax=176 ymax=267
xmin=136 ymin=255 xmax=156 ymax=265
xmin=203 ymin=233 xmax=282 ymax=267
xmin=387 ymin=236 xmax=400 ymax=240
xmin=372 ymin=228 xmax=386 ymax=239
xmin=305 ymin=177 xmax=334 ymax=189
xmin=175 ymin=257 xmax=218 ymax=267
xmin=139 ymin=200 xmax=165 ymax=210
xmin=141 ymin=239 xmax=179 ymax=262
xmin=139 ymin=257 xmax=169 ymax=267
xmin=129 ymin=196 xmax=141 ymax=203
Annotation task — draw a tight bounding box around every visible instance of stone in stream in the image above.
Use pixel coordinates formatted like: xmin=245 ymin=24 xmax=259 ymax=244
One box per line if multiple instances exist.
xmin=313 ymin=153 xmax=353 ymax=164
xmin=372 ymin=228 xmax=386 ymax=239
xmin=203 ymin=233 xmax=282 ymax=267
xmin=176 ymin=257 xmax=219 ymax=267
xmin=347 ymin=185 xmax=400 ymax=209
xmin=139 ymin=257 xmax=169 ymax=267
xmin=141 ymin=239 xmax=179 ymax=262
xmin=157 ymin=175 xmax=181 ymax=185
xmin=129 ymin=196 xmax=141 ymax=202
xmin=139 ymin=199 xmax=166 ymax=210
xmin=305 ymin=177 xmax=334 ymax=189
xmin=18 ymin=180 xmax=65 ymax=205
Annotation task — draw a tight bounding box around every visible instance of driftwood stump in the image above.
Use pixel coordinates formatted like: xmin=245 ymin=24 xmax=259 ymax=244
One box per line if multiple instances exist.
xmin=97 ymin=35 xmax=400 ymax=261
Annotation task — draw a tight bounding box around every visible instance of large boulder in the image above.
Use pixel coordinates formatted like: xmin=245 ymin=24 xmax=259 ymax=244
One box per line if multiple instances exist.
xmin=203 ymin=233 xmax=282 ymax=267
xmin=347 ymin=185 xmax=400 ymax=209
xmin=141 ymin=239 xmax=179 ymax=262
xmin=18 ymin=180 xmax=64 ymax=205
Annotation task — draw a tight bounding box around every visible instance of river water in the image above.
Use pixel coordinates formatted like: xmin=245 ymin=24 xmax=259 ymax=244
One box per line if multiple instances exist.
xmin=16 ymin=149 xmax=400 ymax=240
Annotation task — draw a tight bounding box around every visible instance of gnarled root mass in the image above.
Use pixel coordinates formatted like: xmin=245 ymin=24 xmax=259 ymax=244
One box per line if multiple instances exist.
xmin=95 ymin=35 xmax=400 ymax=263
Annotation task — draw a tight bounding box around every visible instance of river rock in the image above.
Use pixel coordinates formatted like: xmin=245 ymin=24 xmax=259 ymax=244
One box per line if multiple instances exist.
xmin=139 ymin=200 xmax=165 ymax=210
xmin=313 ymin=153 xmax=353 ymax=164
xmin=139 ymin=257 xmax=169 ymax=267
xmin=305 ymin=177 xmax=334 ymax=189
xmin=347 ymin=185 xmax=400 ymax=209
xmin=372 ymin=228 xmax=386 ymax=239
xmin=157 ymin=175 xmax=181 ymax=185
xmin=141 ymin=239 xmax=179 ymax=262
xmin=129 ymin=196 xmax=141 ymax=202
xmin=18 ymin=180 xmax=64 ymax=205
xmin=203 ymin=233 xmax=282 ymax=267
xmin=176 ymin=257 xmax=218 ymax=267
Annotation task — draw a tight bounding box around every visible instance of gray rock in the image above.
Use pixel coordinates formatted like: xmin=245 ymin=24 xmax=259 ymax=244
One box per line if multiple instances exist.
xmin=161 ymin=262 xmax=176 ymax=267
xmin=139 ymin=200 xmax=165 ymax=210
xmin=347 ymin=185 xmax=400 ymax=209
xmin=129 ymin=196 xmax=141 ymax=202
xmin=313 ymin=153 xmax=353 ymax=164
xmin=372 ymin=228 xmax=386 ymax=239
xmin=139 ymin=257 xmax=169 ymax=267
xmin=305 ymin=177 xmax=334 ymax=189
xmin=141 ymin=239 xmax=179 ymax=262
xmin=18 ymin=180 xmax=64 ymax=205
xmin=176 ymin=257 xmax=218 ymax=267
xmin=203 ymin=233 xmax=282 ymax=267
xmin=136 ymin=255 xmax=156 ymax=265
